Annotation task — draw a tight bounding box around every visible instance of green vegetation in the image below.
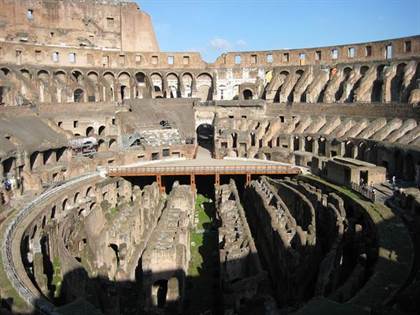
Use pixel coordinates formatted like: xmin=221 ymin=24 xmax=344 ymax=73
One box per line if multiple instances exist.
xmin=52 ymin=256 xmax=62 ymax=299
xmin=186 ymin=193 xmax=220 ymax=313
xmin=189 ymin=194 xmax=211 ymax=276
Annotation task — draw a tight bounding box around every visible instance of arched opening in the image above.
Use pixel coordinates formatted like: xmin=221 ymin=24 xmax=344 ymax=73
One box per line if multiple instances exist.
xmin=118 ymin=72 xmax=131 ymax=101
xmin=151 ymin=73 xmax=163 ymax=98
xmin=167 ymin=73 xmax=179 ymax=98
xmin=273 ymin=71 xmax=289 ymax=103
xmin=318 ymin=138 xmax=326 ymax=156
xmin=135 ymin=72 xmax=146 ymax=84
xmin=152 ymin=280 xmax=168 ymax=308
xmin=182 ymin=73 xmax=193 ymax=97
xmin=336 ymin=67 xmax=353 ymax=101
xmin=109 ymin=243 xmax=120 ymax=267
xmin=243 ymin=89 xmax=253 ymax=100
xmin=86 ymin=126 xmax=95 ymax=137
xmin=109 ymin=139 xmax=117 ymax=150
xmin=371 ymin=65 xmax=386 ymax=102
xmin=196 ymin=123 xmax=214 ymax=151
xmin=304 ymin=137 xmax=313 ymax=152
xmin=72 ymin=70 xmax=83 ymax=83
xmin=349 ymin=66 xmax=369 ymax=102
xmin=197 ymin=73 xmax=213 ymax=101
xmin=74 ymin=89 xmax=84 ymax=102
xmin=51 ymin=205 xmax=56 ymax=219
xmin=288 ymin=70 xmax=304 ymax=103
xmin=30 ymin=151 xmax=40 ymax=170
xmin=98 ymin=126 xmax=105 ymax=136
xmin=120 ymin=85 xmax=127 ymax=100
xmin=391 ymin=63 xmax=406 ymax=102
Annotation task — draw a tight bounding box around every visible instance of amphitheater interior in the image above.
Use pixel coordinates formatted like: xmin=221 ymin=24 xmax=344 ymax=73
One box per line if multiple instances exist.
xmin=0 ymin=1 xmax=420 ymax=315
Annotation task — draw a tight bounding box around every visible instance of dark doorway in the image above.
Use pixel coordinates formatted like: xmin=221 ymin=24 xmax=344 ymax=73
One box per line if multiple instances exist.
xmin=196 ymin=124 xmax=214 ymax=151
xmin=73 ymin=89 xmax=84 ymax=102
xmin=243 ymin=89 xmax=253 ymax=100
xmin=153 ymin=280 xmax=168 ymax=308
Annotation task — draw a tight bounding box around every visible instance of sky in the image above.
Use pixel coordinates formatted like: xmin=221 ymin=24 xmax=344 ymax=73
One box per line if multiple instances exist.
xmin=138 ymin=0 xmax=420 ymax=62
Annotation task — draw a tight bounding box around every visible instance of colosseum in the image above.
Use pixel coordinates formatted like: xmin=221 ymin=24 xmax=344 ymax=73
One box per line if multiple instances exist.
xmin=0 ymin=0 xmax=419 ymax=314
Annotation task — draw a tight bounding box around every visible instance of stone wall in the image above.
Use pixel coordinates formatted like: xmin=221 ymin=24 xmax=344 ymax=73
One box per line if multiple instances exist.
xmin=216 ymin=179 xmax=267 ymax=312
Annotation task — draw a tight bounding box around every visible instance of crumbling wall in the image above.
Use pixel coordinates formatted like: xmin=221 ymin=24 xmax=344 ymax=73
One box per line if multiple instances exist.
xmin=216 ymin=179 xmax=267 ymax=312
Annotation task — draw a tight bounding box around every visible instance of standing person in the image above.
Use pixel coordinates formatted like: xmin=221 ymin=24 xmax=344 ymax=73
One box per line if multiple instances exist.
xmin=392 ymin=175 xmax=396 ymax=191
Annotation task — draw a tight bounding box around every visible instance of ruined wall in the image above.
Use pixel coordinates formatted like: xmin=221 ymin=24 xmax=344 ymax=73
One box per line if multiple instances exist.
xmin=216 ymin=180 xmax=267 ymax=312
xmin=141 ymin=183 xmax=194 ymax=313
xmin=0 ymin=0 xmax=159 ymax=52
xmin=243 ymin=177 xmax=378 ymax=310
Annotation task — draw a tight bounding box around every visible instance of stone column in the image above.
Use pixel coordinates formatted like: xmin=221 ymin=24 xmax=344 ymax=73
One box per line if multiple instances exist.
xmin=299 ymin=137 xmax=305 ymax=152
xmin=312 ymin=140 xmax=319 ymax=155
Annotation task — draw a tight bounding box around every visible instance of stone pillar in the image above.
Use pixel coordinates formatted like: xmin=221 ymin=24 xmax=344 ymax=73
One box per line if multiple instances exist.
xmin=352 ymin=145 xmax=358 ymax=159
xmin=299 ymin=137 xmax=305 ymax=152
xmin=339 ymin=142 xmax=345 ymax=156
xmin=288 ymin=135 xmax=294 ymax=153
xmin=312 ymin=140 xmax=319 ymax=155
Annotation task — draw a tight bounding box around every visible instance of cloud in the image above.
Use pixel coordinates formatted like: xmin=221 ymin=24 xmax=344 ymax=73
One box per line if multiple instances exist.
xmin=208 ymin=37 xmax=248 ymax=52
xmin=235 ymin=39 xmax=247 ymax=47
xmin=209 ymin=37 xmax=232 ymax=51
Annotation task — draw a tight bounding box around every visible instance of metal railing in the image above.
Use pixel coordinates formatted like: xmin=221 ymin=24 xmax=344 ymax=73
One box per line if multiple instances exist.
xmin=350 ymin=182 xmax=376 ymax=202
xmin=2 ymin=172 xmax=100 ymax=315
xmin=108 ymin=164 xmax=301 ymax=176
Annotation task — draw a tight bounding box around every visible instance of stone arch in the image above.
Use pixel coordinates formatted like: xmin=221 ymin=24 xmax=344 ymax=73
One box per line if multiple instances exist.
xmin=51 ymin=205 xmax=56 ymax=219
xmin=391 ymin=63 xmax=407 ymax=102
xmin=98 ymin=125 xmax=106 ymax=136
xmin=273 ymin=70 xmax=290 ymax=103
xmin=135 ymin=72 xmax=148 ymax=99
xmin=182 ymin=72 xmax=194 ymax=97
xmin=288 ymin=70 xmax=304 ymax=103
xmin=62 ymin=198 xmax=68 ymax=211
xmin=118 ymin=72 xmax=131 ymax=101
xmin=196 ymin=73 xmax=213 ymax=101
xmin=167 ymin=73 xmax=180 ymax=98
xmin=74 ymin=88 xmax=84 ymax=102
xmin=85 ymin=186 xmax=94 ymax=198
xmin=151 ymin=73 xmax=164 ymax=98
xmin=71 ymin=69 xmax=84 ymax=82
xmin=20 ymin=68 xmax=31 ymax=80
xmin=37 ymin=70 xmax=49 ymax=80
xmin=336 ymin=67 xmax=353 ymax=100
xmin=86 ymin=126 xmax=95 ymax=137
xmin=0 ymin=67 xmax=11 ymax=76
xmin=371 ymin=64 xmax=386 ymax=102
xmin=103 ymin=71 xmax=116 ymax=101
xmin=135 ymin=72 xmax=146 ymax=84
xmin=54 ymin=70 xmax=67 ymax=84
xmin=109 ymin=138 xmax=117 ymax=150
xmin=196 ymin=123 xmax=214 ymax=147
xmin=74 ymin=192 xmax=81 ymax=204
xmin=243 ymin=89 xmax=253 ymax=100
xmin=30 ymin=151 xmax=42 ymax=170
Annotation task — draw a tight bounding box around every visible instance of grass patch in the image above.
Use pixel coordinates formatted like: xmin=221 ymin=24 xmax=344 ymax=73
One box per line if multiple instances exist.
xmin=52 ymin=256 xmax=62 ymax=299
xmin=189 ymin=194 xmax=211 ymax=277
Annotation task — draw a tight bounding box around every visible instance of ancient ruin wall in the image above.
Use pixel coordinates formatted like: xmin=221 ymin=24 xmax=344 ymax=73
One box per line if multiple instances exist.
xmin=216 ymin=179 xmax=267 ymax=311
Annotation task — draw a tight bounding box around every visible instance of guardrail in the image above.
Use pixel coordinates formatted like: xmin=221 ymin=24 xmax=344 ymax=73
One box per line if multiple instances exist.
xmin=1 ymin=172 xmax=99 ymax=315
xmin=350 ymin=182 xmax=376 ymax=202
xmin=108 ymin=164 xmax=301 ymax=176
